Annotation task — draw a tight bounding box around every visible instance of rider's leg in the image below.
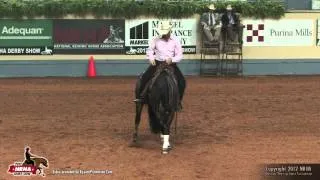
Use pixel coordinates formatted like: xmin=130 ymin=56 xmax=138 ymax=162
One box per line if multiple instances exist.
xmin=26 ymin=159 xmax=35 ymax=165
xmin=134 ymin=64 xmax=157 ymax=102
xmin=172 ymin=64 xmax=185 ymax=110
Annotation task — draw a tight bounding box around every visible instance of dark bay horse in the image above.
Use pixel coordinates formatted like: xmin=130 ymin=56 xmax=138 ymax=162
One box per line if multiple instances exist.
xmin=132 ymin=63 xmax=180 ymax=154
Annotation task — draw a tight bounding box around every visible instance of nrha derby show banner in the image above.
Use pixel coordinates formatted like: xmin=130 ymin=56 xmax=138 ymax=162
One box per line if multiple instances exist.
xmin=0 ymin=20 xmax=53 ymax=55
xmin=125 ymin=19 xmax=197 ymax=55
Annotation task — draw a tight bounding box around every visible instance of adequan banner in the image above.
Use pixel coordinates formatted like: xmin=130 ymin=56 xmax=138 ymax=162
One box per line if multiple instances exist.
xmin=125 ymin=19 xmax=197 ymax=55
xmin=0 ymin=20 xmax=53 ymax=55
xmin=242 ymin=19 xmax=313 ymax=46
xmin=53 ymin=19 xmax=125 ymax=54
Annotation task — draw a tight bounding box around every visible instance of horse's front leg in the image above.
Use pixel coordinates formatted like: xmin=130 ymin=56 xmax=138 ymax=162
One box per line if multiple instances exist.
xmin=133 ymin=102 xmax=144 ymax=143
xmin=39 ymin=168 xmax=45 ymax=176
xmin=162 ymin=112 xmax=175 ymax=154
xmin=37 ymin=167 xmax=41 ymax=175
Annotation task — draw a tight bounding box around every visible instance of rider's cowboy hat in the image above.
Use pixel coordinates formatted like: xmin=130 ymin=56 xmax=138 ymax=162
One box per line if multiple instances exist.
xmin=158 ymin=20 xmax=172 ymax=35
xmin=226 ymin=4 xmax=233 ymax=10
xmin=208 ymin=4 xmax=216 ymax=10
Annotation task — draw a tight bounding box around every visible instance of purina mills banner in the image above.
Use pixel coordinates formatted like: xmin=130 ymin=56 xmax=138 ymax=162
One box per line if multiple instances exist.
xmin=243 ymin=19 xmax=313 ymax=46
xmin=0 ymin=20 xmax=53 ymax=55
xmin=125 ymin=19 xmax=197 ymax=55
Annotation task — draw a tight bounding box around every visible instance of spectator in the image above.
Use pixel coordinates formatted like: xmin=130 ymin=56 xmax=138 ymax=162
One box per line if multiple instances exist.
xmin=221 ymin=4 xmax=242 ymax=43
xmin=200 ymin=4 xmax=222 ymax=42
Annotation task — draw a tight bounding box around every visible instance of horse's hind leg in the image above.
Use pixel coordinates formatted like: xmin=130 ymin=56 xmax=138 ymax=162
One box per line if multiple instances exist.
xmin=133 ymin=102 xmax=143 ymax=143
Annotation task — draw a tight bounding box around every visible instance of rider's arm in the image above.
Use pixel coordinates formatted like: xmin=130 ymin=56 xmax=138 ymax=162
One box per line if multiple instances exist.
xmin=172 ymin=37 xmax=183 ymax=63
xmin=146 ymin=38 xmax=157 ymax=63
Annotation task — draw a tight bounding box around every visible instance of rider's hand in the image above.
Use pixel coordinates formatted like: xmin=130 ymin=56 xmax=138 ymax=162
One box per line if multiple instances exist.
xmin=166 ymin=58 xmax=172 ymax=65
xmin=150 ymin=59 xmax=156 ymax=66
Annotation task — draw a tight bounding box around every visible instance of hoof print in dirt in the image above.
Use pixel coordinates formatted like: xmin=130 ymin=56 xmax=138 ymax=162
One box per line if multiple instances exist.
xmin=128 ymin=141 xmax=141 ymax=148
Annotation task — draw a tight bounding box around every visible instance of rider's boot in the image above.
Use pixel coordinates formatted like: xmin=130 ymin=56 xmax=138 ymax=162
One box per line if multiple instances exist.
xmin=133 ymin=89 xmax=145 ymax=103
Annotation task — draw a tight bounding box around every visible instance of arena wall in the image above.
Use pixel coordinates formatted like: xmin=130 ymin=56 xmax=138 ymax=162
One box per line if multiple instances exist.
xmin=1 ymin=12 xmax=320 ymax=77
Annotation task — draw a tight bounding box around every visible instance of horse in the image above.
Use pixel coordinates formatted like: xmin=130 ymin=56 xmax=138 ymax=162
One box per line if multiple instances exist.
xmin=132 ymin=62 xmax=180 ymax=154
xmin=23 ymin=157 xmax=48 ymax=176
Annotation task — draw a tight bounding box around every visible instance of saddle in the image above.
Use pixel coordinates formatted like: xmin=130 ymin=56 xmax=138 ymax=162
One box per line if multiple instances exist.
xmin=140 ymin=63 xmax=178 ymax=101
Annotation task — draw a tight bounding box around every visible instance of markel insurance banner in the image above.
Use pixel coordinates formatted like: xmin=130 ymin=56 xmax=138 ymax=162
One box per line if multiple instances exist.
xmin=243 ymin=19 xmax=313 ymax=46
xmin=125 ymin=19 xmax=197 ymax=55
xmin=0 ymin=20 xmax=53 ymax=55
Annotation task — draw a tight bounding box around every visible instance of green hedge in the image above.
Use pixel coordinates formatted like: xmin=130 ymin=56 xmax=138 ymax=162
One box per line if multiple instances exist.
xmin=0 ymin=0 xmax=285 ymax=19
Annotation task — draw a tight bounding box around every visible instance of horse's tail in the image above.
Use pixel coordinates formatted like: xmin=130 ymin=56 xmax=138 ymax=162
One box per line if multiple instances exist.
xmin=147 ymin=70 xmax=179 ymax=134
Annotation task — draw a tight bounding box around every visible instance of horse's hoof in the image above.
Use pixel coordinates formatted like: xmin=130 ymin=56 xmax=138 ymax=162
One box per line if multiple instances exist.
xmin=162 ymin=148 xmax=170 ymax=154
xmin=129 ymin=141 xmax=140 ymax=148
xmin=162 ymin=146 xmax=171 ymax=154
xmin=162 ymin=150 xmax=169 ymax=154
xmin=129 ymin=141 xmax=136 ymax=147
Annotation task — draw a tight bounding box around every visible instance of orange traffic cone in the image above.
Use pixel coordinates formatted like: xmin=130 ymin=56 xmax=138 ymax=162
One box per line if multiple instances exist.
xmin=87 ymin=56 xmax=96 ymax=78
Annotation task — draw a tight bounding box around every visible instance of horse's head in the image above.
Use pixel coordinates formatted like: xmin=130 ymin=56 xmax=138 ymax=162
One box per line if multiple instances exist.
xmin=41 ymin=158 xmax=48 ymax=167
xmin=33 ymin=157 xmax=48 ymax=167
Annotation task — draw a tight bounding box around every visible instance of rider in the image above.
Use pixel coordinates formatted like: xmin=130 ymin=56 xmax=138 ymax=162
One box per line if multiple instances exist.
xmin=134 ymin=20 xmax=186 ymax=110
xmin=24 ymin=147 xmax=35 ymax=165
xmin=200 ymin=4 xmax=222 ymax=42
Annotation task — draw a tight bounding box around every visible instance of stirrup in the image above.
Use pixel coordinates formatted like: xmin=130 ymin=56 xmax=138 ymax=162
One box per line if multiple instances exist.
xmin=133 ymin=98 xmax=144 ymax=103
xmin=176 ymin=103 xmax=183 ymax=112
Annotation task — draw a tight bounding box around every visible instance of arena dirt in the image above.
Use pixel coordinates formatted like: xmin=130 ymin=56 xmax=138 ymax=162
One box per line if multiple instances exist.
xmin=1 ymin=76 xmax=320 ymax=180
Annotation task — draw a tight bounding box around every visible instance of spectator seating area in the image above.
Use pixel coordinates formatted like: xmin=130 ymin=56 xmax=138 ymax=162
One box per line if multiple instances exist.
xmin=199 ymin=14 xmax=244 ymax=76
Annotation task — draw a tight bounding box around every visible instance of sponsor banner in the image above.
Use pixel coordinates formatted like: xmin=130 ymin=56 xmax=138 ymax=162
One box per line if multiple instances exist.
xmin=126 ymin=46 xmax=196 ymax=55
xmin=53 ymin=19 xmax=125 ymax=54
xmin=125 ymin=19 xmax=197 ymax=55
xmin=0 ymin=20 xmax=53 ymax=55
xmin=313 ymin=0 xmax=320 ymax=9
xmin=317 ymin=19 xmax=320 ymax=46
xmin=243 ymin=19 xmax=313 ymax=46
xmin=0 ymin=47 xmax=52 ymax=55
